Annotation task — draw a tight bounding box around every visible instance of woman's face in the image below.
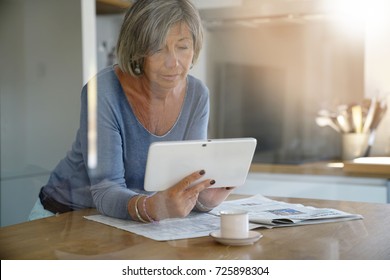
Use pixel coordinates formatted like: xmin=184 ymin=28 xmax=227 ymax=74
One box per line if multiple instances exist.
xmin=143 ymin=22 xmax=194 ymax=91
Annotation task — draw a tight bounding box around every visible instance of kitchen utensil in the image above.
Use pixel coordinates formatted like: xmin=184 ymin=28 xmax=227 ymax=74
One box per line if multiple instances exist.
xmin=362 ymin=101 xmax=387 ymax=157
xmin=336 ymin=114 xmax=352 ymax=133
xmin=362 ymin=97 xmax=377 ymax=133
xmin=363 ymin=129 xmax=376 ymax=157
xmin=351 ymin=105 xmax=363 ymax=133
xmin=372 ymin=101 xmax=387 ymax=129
xmin=318 ymin=109 xmax=337 ymax=118
xmin=315 ymin=116 xmax=340 ymax=132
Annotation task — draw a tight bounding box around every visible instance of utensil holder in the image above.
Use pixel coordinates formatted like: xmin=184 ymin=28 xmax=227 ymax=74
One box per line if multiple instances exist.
xmin=342 ymin=133 xmax=369 ymax=161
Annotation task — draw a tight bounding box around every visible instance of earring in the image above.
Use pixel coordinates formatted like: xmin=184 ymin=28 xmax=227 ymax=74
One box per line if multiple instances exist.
xmin=134 ymin=63 xmax=141 ymax=75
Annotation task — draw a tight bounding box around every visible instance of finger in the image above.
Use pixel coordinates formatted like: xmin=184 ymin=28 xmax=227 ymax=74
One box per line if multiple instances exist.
xmin=185 ymin=179 xmax=214 ymax=197
xmin=172 ymin=170 xmax=205 ymax=191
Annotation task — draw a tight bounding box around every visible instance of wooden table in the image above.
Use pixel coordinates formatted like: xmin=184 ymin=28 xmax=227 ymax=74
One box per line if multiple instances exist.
xmin=1 ymin=197 xmax=389 ymax=260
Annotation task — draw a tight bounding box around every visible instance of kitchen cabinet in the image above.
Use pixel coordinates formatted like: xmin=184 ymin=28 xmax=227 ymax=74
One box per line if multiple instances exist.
xmin=236 ymin=172 xmax=389 ymax=204
xmin=96 ymin=0 xmax=131 ymax=14
xmin=235 ymin=162 xmax=390 ymax=204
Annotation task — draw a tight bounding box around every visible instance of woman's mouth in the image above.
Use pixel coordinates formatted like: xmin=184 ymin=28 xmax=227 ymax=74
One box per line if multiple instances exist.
xmin=161 ymin=74 xmax=180 ymax=81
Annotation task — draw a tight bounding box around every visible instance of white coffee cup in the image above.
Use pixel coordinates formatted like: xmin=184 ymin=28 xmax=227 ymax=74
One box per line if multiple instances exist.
xmin=220 ymin=209 xmax=249 ymax=239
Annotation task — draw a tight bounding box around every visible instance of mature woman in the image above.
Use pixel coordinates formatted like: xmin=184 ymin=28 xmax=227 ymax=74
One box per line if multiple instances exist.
xmin=29 ymin=0 xmax=234 ymax=222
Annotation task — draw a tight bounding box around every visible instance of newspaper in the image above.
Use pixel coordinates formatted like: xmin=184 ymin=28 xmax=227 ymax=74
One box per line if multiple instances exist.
xmin=85 ymin=211 xmax=225 ymax=241
xmin=84 ymin=194 xmax=362 ymax=241
xmin=210 ymin=194 xmax=363 ymax=227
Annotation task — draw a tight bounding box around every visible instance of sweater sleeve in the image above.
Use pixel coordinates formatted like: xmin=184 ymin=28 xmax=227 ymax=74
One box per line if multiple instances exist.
xmin=80 ymin=77 xmax=135 ymax=220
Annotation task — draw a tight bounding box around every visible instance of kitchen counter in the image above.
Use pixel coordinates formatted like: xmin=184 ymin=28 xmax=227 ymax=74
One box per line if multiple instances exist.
xmin=250 ymin=159 xmax=390 ymax=179
xmin=248 ymin=160 xmax=390 ymax=204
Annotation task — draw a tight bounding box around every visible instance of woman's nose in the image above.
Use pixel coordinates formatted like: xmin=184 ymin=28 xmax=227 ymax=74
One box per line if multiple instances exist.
xmin=164 ymin=50 xmax=179 ymax=68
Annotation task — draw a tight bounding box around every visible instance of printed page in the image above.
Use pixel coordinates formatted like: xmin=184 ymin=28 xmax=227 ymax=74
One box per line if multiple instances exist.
xmin=85 ymin=212 xmax=264 ymax=241
xmin=85 ymin=212 xmax=219 ymax=241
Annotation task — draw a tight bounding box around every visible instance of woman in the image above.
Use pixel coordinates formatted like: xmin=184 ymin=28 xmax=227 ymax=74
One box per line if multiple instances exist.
xmin=29 ymin=0 xmax=234 ymax=222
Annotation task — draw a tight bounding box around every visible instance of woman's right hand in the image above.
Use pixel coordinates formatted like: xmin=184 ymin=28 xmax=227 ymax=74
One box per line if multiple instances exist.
xmin=145 ymin=170 xmax=214 ymax=220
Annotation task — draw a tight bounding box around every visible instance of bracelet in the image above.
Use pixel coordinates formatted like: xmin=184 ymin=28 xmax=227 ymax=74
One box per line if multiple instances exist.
xmin=143 ymin=196 xmax=157 ymax=223
xmin=134 ymin=195 xmax=148 ymax=223
xmin=195 ymin=199 xmax=214 ymax=212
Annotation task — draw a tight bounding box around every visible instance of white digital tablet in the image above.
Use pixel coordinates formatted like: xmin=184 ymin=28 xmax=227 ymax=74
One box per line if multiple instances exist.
xmin=144 ymin=138 xmax=257 ymax=191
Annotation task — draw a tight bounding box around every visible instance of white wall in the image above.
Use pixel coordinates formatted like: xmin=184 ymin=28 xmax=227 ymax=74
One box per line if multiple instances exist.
xmin=96 ymin=14 xmax=123 ymax=71
xmin=0 ymin=0 xmax=94 ymax=227
xmin=364 ymin=0 xmax=390 ymax=156
xmin=1 ymin=0 xmax=83 ymax=176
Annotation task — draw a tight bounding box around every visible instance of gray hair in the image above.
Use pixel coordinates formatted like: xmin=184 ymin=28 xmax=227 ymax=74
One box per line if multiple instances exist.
xmin=116 ymin=0 xmax=204 ymax=76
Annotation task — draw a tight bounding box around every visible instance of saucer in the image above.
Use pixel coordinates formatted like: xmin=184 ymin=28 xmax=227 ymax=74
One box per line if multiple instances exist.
xmin=210 ymin=230 xmax=263 ymax=246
